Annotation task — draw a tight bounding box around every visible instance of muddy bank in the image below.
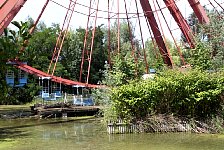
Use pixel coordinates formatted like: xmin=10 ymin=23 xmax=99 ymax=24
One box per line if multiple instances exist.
xmin=134 ymin=115 xmax=224 ymax=134
xmin=0 ymin=111 xmax=32 ymax=119
xmin=0 ymin=105 xmax=32 ymax=119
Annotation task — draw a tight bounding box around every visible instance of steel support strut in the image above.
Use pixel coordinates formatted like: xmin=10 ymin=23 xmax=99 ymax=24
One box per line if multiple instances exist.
xmin=156 ymin=0 xmax=186 ymax=65
xmin=164 ymin=0 xmax=195 ymax=48
xmin=135 ymin=0 xmax=149 ymax=73
xmin=0 ymin=0 xmax=27 ymax=35
xmin=107 ymin=0 xmax=112 ymax=69
xmin=188 ymin=0 xmax=210 ymax=24
xmin=17 ymin=0 xmax=50 ymax=57
xmin=86 ymin=0 xmax=100 ymax=84
xmin=79 ymin=0 xmax=93 ymax=82
xmin=139 ymin=0 xmax=172 ymax=66
xmin=48 ymin=0 xmax=77 ymax=76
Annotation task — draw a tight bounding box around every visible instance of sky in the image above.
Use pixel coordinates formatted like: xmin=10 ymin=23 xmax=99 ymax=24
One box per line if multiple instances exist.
xmin=12 ymin=0 xmax=223 ymax=43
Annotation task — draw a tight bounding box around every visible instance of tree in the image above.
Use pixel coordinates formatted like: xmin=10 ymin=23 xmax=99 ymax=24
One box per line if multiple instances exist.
xmin=60 ymin=30 xmax=83 ymax=80
xmin=145 ymin=39 xmax=164 ymax=69
xmin=0 ymin=28 xmax=18 ymax=103
xmin=189 ymin=41 xmax=212 ymax=70
xmin=0 ymin=21 xmax=40 ymax=104
xmin=74 ymin=25 xmax=108 ymax=84
xmin=101 ymin=20 xmax=147 ymax=86
xmin=24 ymin=23 xmax=59 ymax=72
xmin=183 ymin=9 xmax=224 ymax=70
xmin=204 ymin=11 xmax=224 ymax=69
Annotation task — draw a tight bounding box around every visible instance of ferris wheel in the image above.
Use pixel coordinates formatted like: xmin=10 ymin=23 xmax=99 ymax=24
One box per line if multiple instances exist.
xmin=0 ymin=0 xmax=223 ymax=87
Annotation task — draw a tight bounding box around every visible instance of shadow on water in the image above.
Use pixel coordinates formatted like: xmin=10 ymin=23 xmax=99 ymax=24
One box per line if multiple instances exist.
xmin=1 ymin=117 xmax=224 ymax=150
xmin=0 ymin=117 xmax=96 ymax=129
xmin=0 ymin=117 xmax=96 ymax=142
xmin=0 ymin=128 xmax=29 ymax=142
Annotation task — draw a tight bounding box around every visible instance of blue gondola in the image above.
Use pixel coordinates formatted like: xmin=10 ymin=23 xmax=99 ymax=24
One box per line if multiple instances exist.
xmin=6 ymin=70 xmax=14 ymax=87
xmin=15 ymin=70 xmax=28 ymax=87
xmin=72 ymin=85 xmax=94 ymax=106
xmin=39 ymin=77 xmax=62 ymax=101
xmin=6 ymin=62 xmax=28 ymax=87
xmin=52 ymin=82 xmax=62 ymax=98
xmin=39 ymin=77 xmax=55 ymax=101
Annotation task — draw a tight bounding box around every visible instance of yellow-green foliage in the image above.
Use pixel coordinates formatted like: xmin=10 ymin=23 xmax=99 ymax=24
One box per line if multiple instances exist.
xmin=111 ymin=69 xmax=224 ymax=119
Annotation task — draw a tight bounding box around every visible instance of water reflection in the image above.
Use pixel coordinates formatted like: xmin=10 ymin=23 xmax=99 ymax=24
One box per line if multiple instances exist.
xmin=1 ymin=119 xmax=224 ymax=150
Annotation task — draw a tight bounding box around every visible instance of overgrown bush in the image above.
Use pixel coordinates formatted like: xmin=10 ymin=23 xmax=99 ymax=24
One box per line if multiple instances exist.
xmin=0 ymin=83 xmax=40 ymax=105
xmin=110 ymin=69 xmax=224 ymax=120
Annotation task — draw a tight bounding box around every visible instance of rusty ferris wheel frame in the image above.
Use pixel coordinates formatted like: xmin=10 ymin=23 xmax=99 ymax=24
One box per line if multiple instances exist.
xmin=0 ymin=0 xmax=223 ymax=86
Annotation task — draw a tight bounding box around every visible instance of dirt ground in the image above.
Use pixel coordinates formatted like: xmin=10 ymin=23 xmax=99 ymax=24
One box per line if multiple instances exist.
xmin=0 ymin=105 xmax=31 ymax=119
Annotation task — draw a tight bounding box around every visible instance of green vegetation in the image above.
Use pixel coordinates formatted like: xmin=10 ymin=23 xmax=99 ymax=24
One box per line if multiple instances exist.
xmin=0 ymin=20 xmax=108 ymax=104
xmin=0 ymin=19 xmax=144 ymax=104
xmin=184 ymin=10 xmax=224 ymax=70
xmin=109 ymin=69 xmax=223 ymax=120
xmin=0 ymin=8 xmax=223 ymax=132
xmin=100 ymin=9 xmax=224 ymax=126
xmin=0 ymin=140 xmax=17 ymax=150
xmin=0 ymin=21 xmax=40 ymax=104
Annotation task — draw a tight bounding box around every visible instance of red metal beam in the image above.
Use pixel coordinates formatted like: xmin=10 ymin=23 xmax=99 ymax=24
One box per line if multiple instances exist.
xmin=117 ymin=0 xmax=120 ymax=54
xmin=135 ymin=0 xmax=149 ymax=73
xmin=139 ymin=0 xmax=172 ymax=66
xmin=79 ymin=0 xmax=92 ymax=82
xmin=164 ymin=0 xmax=195 ymax=48
xmin=17 ymin=0 xmax=50 ymax=58
xmin=86 ymin=0 xmax=100 ymax=84
xmin=155 ymin=0 xmax=186 ymax=66
xmin=48 ymin=0 xmax=77 ymax=76
xmin=107 ymin=0 xmax=112 ymax=69
xmin=0 ymin=0 xmax=27 ymax=35
xmin=14 ymin=61 xmax=101 ymax=88
xmin=188 ymin=0 xmax=210 ymax=24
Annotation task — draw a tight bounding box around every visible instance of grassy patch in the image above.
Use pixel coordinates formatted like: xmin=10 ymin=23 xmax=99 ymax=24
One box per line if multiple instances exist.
xmin=0 ymin=105 xmax=31 ymax=119
xmin=0 ymin=105 xmax=30 ymax=114
xmin=0 ymin=105 xmax=30 ymax=111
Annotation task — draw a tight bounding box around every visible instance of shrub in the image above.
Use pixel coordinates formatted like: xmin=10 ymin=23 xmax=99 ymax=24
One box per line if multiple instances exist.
xmin=110 ymin=69 xmax=224 ymax=120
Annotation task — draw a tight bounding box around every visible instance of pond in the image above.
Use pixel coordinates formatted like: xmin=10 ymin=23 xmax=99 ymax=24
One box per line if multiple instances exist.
xmin=0 ymin=118 xmax=224 ymax=150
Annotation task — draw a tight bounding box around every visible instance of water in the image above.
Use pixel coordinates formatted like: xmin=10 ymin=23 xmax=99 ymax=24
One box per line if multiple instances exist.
xmin=1 ymin=118 xmax=224 ymax=150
